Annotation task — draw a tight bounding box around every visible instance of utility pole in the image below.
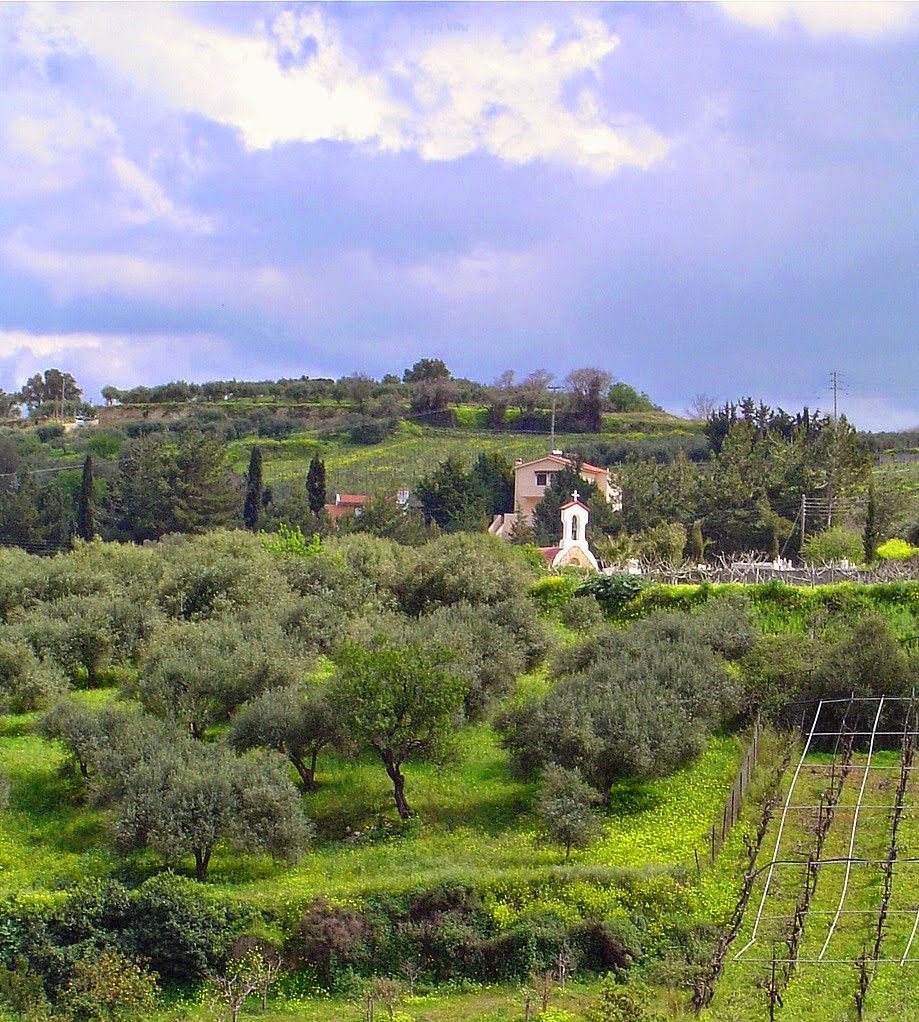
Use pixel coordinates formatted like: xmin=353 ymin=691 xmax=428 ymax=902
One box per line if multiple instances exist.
xmin=548 ymin=386 xmax=561 ymax=448
xmin=829 ymin=370 xmax=843 ymax=421
xmin=801 ymin=494 xmax=806 ymax=549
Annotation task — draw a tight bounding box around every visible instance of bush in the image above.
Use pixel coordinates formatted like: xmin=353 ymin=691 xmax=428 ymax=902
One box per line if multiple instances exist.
xmin=502 ymin=610 xmax=739 ymax=794
xmin=292 ymin=897 xmax=369 ymax=987
xmin=129 ymin=873 xmax=232 ymax=984
xmin=741 ymin=633 xmax=824 ymax=716
xmin=0 ymin=637 xmax=67 ymax=712
xmin=480 ymin=912 xmax=569 ymax=981
xmin=560 ymin=595 xmax=606 ymax=634
xmin=802 ymin=526 xmax=864 ymax=565
xmin=529 ymin=575 xmax=578 ymax=612
xmin=877 ymin=537 xmax=919 ymax=560
xmin=36 ymin=423 xmax=65 ymax=443
xmin=569 ymin=917 xmax=643 ymax=976
xmin=577 ymin=574 xmax=645 ymax=613
xmin=395 ymin=534 xmax=536 ymax=615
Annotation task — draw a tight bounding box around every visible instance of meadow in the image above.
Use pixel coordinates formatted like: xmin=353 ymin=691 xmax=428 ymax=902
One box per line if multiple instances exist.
xmin=224 ymin=417 xmax=693 ymax=494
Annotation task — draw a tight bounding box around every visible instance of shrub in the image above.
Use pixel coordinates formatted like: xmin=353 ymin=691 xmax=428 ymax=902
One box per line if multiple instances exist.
xmin=560 ymin=595 xmax=606 ymax=634
xmin=396 ymin=533 xmax=535 ymax=615
xmin=292 ymin=897 xmax=368 ymax=987
xmin=577 ymin=574 xmax=645 ymax=613
xmin=801 ymin=526 xmax=864 ymax=565
xmin=877 ymin=537 xmax=919 ymax=560
xmin=480 ymin=913 xmax=569 ymax=981
xmin=530 ymin=575 xmax=578 ymax=612
xmin=503 ymin=610 xmax=739 ymax=795
xmin=58 ymin=948 xmax=158 ymax=1022
xmin=569 ymin=917 xmax=643 ymax=976
xmin=0 ymin=637 xmax=67 ymax=712
xmin=129 ymin=873 xmax=232 ymax=984
xmin=741 ymin=633 xmax=824 ymax=716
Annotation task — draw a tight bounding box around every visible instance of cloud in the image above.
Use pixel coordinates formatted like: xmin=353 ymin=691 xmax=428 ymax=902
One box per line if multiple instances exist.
xmin=109 ymin=157 xmax=213 ymax=233
xmin=14 ymin=5 xmax=668 ymax=175
xmin=0 ymin=234 xmax=285 ymax=307
xmin=0 ymin=329 xmax=102 ymax=360
xmin=398 ymin=17 xmax=669 ymax=172
xmin=0 ymin=329 xmax=235 ymax=399
xmin=0 ymin=96 xmax=116 ymax=194
xmin=0 ymin=94 xmax=212 ymax=232
xmin=718 ymin=1 xmax=919 ymax=38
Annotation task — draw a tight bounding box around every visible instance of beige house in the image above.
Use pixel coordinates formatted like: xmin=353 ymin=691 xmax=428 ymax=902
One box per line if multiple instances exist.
xmin=489 ymin=451 xmax=621 ymax=540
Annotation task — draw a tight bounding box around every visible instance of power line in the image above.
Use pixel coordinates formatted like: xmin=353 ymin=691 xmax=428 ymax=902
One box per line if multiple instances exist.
xmin=829 ymin=370 xmax=848 ymax=420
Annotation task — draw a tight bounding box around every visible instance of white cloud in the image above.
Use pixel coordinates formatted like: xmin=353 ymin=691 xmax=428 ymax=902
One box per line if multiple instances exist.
xmin=0 ymin=92 xmax=212 ymax=232
xmin=0 ymin=329 xmax=234 ymax=399
xmin=718 ymin=1 xmax=919 ymax=38
xmin=0 ymin=96 xmax=116 ymax=193
xmin=109 ymin=157 xmax=213 ymax=233
xmin=0 ymin=329 xmax=102 ymax=360
xmin=0 ymin=234 xmax=287 ymax=307
xmin=399 ymin=17 xmax=669 ymax=172
xmin=15 ymin=5 xmax=668 ymax=175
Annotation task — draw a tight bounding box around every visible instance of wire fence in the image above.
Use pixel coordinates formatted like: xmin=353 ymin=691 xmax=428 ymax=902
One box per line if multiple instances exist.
xmin=732 ymin=696 xmax=919 ymax=967
xmin=707 ymin=717 xmax=762 ymax=864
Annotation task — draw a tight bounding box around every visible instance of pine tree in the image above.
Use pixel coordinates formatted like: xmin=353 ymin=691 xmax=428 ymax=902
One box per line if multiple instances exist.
xmin=863 ymin=479 xmax=879 ymax=564
xmin=76 ymin=455 xmax=94 ymax=540
xmin=306 ymin=454 xmax=327 ymax=516
xmin=243 ymin=446 xmax=263 ymax=531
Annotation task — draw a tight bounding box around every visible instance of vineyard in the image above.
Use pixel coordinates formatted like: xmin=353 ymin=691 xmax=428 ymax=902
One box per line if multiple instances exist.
xmin=705 ymin=697 xmax=919 ymax=1021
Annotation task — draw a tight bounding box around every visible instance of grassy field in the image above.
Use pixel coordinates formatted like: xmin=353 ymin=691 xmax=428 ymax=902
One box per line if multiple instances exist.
xmin=0 ymin=695 xmax=746 ymax=916
xmin=225 ymin=418 xmax=697 ymax=493
xmin=0 ymin=685 xmax=759 ymax=1020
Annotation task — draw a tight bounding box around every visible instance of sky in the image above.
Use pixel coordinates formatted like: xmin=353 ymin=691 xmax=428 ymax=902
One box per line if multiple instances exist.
xmin=0 ymin=1 xmax=917 ymax=430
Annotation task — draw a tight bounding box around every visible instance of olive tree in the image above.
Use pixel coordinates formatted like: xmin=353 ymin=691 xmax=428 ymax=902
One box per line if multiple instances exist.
xmin=138 ymin=616 xmax=304 ymax=739
xmin=499 ymin=612 xmax=739 ymax=799
xmin=536 ymin=764 xmax=602 ymax=861
xmin=114 ymin=741 xmax=310 ymax=881
xmin=230 ymin=685 xmax=338 ymax=790
xmin=330 ymin=641 xmax=465 ymax=819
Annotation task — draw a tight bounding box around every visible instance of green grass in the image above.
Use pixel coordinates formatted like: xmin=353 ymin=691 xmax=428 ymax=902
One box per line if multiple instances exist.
xmin=127 ymin=978 xmax=607 ymax=1022
xmin=226 ymin=420 xmax=696 ymax=493
xmin=0 ymin=703 xmax=747 ymax=924
xmin=705 ymin=746 xmax=919 ymax=1021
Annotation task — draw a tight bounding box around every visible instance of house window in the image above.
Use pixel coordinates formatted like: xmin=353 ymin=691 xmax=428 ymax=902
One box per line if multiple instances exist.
xmin=535 ymin=472 xmax=548 ymax=486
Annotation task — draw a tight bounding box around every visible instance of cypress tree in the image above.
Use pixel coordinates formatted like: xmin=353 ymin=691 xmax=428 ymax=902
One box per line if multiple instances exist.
xmin=243 ymin=446 xmax=263 ymax=531
xmin=306 ymin=454 xmax=327 ymax=515
xmin=77 ymin=455 xmax=94 ymax=540
xmin=863 ymin=479 xmax=878 ymax=564
xmin=689 ymin=520 xmax=705 ymax=563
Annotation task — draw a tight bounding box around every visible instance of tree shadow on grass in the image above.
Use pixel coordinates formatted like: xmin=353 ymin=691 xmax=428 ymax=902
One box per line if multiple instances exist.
xmin=422 ymin=787 xmax=536 ymax=836
xmin=606 ymin=779 xmax=663 ymax=818
xmin=11 ymin=767 xmax=108 ymax=853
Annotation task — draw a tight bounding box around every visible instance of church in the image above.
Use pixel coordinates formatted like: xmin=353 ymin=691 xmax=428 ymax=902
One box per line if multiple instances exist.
xmin=538 ymin=491 xmax=600 ymax=571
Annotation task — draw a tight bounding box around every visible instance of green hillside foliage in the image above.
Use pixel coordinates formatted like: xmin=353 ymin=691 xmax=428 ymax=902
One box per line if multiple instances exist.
xmin=0 ymin=523 xmax=917 ymax=1018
